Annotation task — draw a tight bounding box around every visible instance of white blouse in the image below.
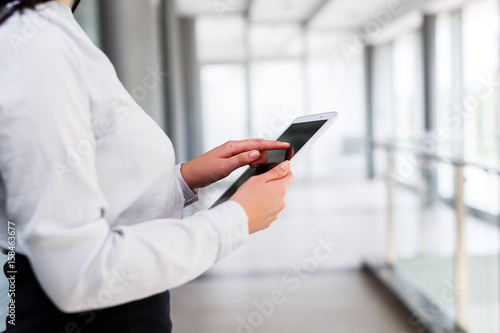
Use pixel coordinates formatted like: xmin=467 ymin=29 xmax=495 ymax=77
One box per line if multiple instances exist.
xmin=0 ymin=1 xmax=248 ymax=313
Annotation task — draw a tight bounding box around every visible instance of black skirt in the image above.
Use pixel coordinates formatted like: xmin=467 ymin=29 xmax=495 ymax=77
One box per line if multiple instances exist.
xmin=3 ymin=254 xmax=172 ymax=333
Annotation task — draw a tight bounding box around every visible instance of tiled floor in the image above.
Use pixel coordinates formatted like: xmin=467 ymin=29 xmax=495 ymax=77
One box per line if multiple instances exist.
xmin=170 ymin=270 xmax=418 ymax=333
xmin=171 ymin=178 xmax=419 ymax=332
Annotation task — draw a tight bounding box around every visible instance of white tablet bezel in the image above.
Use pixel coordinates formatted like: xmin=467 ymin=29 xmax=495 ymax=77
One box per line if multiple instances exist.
xmin=285 ymin=112 xmax=338 ymax=168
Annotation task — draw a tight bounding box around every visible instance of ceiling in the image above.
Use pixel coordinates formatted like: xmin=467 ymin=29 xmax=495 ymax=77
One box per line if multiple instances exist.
xmin=176 ymin=0 xmax=248 ymax=17
xmin=249 ymin=0 xmax=325 ymax=23
xmin=175 ymin=0 xmax=466 ymax=29
xmin=176 ymin=0 xmax=378 ymax=27
xmin=309 ymin=0 xmax=398 ymax=29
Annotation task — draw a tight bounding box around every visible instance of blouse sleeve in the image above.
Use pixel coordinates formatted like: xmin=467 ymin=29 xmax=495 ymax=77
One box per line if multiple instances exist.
xmin=0 ymin=25 xmax=248 ymax=313
xmin=175 ymin=164 xmax=199 ymax=206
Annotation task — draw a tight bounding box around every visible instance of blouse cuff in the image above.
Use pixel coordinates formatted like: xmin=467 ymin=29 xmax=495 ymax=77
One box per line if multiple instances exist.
xmin=205 ymin=201 xmax=249 ymax=262
xmin=175 ymin=164 xmax=199 ymax=207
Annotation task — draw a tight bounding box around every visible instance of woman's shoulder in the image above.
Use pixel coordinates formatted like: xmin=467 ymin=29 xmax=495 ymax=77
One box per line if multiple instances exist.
xmin=0 ymin=3 xmax=91 ymax=115
xmin=0 ymin=2 xmax=76 ymax=65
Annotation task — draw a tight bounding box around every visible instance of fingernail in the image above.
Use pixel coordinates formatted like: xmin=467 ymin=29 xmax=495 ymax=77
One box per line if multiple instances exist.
xmin=280 ymin=162 xmax=290 ymax=171
xmin=250 ymin=151 xmax=259 ymax=159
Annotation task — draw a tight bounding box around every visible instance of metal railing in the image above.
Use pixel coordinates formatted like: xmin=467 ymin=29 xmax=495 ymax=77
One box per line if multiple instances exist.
xmin=370 ymin=139 xmax=500 ymax=332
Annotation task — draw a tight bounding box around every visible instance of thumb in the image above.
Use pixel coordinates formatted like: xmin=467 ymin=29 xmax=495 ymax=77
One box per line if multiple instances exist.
xmin=261 ymin=161 xmax=291 ymax=182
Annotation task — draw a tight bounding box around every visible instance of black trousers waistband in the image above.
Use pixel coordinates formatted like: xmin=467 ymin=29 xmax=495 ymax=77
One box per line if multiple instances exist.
xmin=3 ymin=254 xmax=172 ymax=333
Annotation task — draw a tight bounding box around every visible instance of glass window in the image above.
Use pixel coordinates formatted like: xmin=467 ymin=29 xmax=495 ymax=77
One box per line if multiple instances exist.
xmin=372 ymin=32 xmax=425 ymax=185
xmin=371 ymin=29 xmax=425 ymax=145
xmin=457 ymin=0 xmax=500 ymax=214
xmin=249 ymin=24 xmax=304 ymax=58
xmin=462 ymin=0 xmax=500 ymax=165
xmin=373 ymin=43 xmax=395 ymax=141
xmin=435 ymin=13 xmax=455 ymax=155
xmin=462 ymin=0 xmax=500 ymax=214
xmin=435 ymin=13 xmax=456 ymax=199
xmin=196 ymin=16 xmax=246 ymax=63
xmin=200 ymin=64 xmax=249 ymax=152
xmin=392 ymin=31 xmax=424 ymax=144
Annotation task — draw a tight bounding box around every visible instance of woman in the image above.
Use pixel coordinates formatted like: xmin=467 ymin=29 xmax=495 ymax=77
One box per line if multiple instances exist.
xmin=0 ymin=0 xmax=293 ymax=331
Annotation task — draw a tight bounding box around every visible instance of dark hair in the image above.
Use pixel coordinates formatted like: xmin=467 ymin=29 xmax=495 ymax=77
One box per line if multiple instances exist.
xmin=0 ymin=0 xmax=80 ymax=25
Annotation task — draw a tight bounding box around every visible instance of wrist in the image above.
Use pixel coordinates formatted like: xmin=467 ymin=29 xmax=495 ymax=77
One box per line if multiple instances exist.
xmin=180 ymin=162 xmax=199 ymax=191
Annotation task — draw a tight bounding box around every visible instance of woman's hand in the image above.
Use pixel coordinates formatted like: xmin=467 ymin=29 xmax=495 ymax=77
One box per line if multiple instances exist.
xmin=229 ymin=161 xmax=293 ymax=234
xmin=180 ymin=139 xmax=290 ymax=190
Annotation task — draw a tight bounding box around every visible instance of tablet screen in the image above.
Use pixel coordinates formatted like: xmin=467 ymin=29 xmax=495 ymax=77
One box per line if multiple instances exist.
xmin=212 ymin=120 xmax=327 ymax=207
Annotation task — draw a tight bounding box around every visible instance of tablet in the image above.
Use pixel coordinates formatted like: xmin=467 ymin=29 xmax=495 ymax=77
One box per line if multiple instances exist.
xmin=210 ymin=112 xmax=338 ymax=208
